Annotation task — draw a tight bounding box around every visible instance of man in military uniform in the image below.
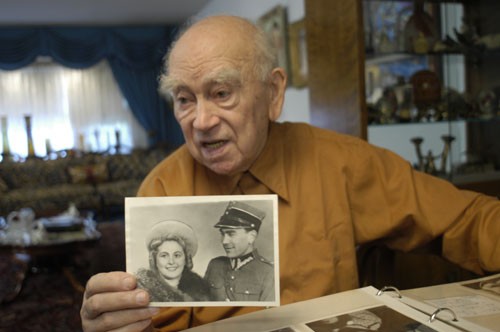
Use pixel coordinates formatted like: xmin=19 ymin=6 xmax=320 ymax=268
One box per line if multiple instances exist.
xmin=204 ymin=201 xmax=275 ymax=302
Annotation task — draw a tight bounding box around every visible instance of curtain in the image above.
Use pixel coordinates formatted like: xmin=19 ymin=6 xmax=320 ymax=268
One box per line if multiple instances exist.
xmin=0 ymin=60 xmax=148 ymax=158
xmin=0 ymin=26 xmax=184 ymax=149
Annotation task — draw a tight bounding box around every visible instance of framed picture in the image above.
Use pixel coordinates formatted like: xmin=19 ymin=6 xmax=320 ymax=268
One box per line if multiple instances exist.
xmin=288 ymin=19 xmax=308 ymax=88
xmin=257 ymin=5 xmax=290 ymax=79
xmin=125 ymin=194 xmax=280 ymax=307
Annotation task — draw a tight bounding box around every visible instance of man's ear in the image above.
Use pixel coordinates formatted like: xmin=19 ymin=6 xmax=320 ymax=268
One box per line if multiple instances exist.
xmin=247 ymin=229 xmax=258 ymax=245
xmin=268 ymin=67 xmax=287 ymax=121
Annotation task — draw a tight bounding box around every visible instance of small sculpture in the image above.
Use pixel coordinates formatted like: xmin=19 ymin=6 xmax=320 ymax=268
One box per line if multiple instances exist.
xmin=410 ymin=135 xmax=455 ymax=176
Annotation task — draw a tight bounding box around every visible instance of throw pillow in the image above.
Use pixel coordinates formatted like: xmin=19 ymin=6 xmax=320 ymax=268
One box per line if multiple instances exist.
xmin=68 ymin=163 xmax=109 ymax=185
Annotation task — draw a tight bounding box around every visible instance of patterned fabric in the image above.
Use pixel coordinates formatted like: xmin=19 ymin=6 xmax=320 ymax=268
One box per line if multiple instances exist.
xmin=0 ymin=148 xmax=171 ymax=217
xmin=68 ymin=163 xmax=109 ymax=184
xmin=0 ymin=184 xmax=100 ymax=217
xmin=96 ymin=179 xmax=142 ymax=206
xmin=0 ymin=176 xmax=8 ymax=192
xmin=106 ymin=154 xmax=148 ymax=181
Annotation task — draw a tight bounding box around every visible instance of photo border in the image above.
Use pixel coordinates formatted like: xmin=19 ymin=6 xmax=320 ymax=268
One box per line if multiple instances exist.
xmin=125 ymin=194 xmax=280 ymax=307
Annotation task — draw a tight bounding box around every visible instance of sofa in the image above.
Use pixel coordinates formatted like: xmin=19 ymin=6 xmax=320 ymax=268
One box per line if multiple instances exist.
xmin=0 ymin=147 xmax=172 ymax=219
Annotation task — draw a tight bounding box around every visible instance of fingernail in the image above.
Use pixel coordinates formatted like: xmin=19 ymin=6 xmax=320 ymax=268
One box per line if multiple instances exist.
xmin=123 ymin=277 xmax=134 ymax=290
xmin=136 ymin=291 xmax=148 ymax=304
xmin=149 ymin=307 xmax=160 ymax=315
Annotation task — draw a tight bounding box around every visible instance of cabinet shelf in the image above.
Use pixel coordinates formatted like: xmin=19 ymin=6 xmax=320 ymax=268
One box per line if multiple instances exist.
xmin=368 ymin=115 xmax=500 ymax=127
xmin=366 ymin=51 xmax=463 ymax=63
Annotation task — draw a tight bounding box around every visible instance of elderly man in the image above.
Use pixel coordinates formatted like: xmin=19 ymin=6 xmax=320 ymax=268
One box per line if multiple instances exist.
xmin=205 ymin=201 xmax=274 ymax=302
xmin=80 ymin=15 xmax=500 ymax=332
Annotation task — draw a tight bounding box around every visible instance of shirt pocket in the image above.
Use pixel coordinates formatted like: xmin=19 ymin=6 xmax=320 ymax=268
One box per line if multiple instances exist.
xmin=233 ymin=282 xmax=261 ymax=301
xmin=207 ymin=278 xmax=226 ymax=301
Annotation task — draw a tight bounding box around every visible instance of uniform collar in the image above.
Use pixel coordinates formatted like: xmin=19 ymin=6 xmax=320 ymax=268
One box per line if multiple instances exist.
xmin=231 ymin=251 xmax=255 ymax=270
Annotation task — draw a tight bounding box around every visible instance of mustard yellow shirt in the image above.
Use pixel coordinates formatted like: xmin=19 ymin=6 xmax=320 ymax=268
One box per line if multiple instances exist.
xmin=137 ymin=122 xmax=500 ymax=331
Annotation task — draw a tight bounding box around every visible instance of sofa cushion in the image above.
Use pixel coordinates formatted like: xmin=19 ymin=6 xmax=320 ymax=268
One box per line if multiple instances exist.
xmin=1 ymin=159 xmax=74 ymax=189
xmin=68 ymin=163 xmax=109 ymax=185
xmin=106 ymin=154 xmax=148 ymax=181
xmin=96 ymin=179 xmax=142 ymax=206
xmin=0 ymin=183 xmax=101 ymax=217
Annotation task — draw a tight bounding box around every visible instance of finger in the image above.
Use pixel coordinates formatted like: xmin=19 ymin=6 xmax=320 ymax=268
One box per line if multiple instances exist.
xmin=82 ymin=288 xmax=150 ymax=320
xmin=82 ymin=308 xmax=159 ymax=332
xmin=85 ymin=272 xmax=136 ymax=299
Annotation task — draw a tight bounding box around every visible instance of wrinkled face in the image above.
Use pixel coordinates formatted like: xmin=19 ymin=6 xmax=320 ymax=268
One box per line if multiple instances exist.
xmin=164 ymin=18 xmax=283 ymax=176
xmin=156 ymin=240 xmax=186 ymax=281
xmin=219 ymin=228 xmax=256 ymax=258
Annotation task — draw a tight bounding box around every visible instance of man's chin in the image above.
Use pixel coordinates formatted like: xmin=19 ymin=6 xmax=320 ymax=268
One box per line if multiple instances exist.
xmin=206 ymin=162 xmax=241 ymax=176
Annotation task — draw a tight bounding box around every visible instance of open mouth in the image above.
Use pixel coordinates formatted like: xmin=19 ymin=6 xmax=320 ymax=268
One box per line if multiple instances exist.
xmin=202 ymin=140 xmax=227 ymax=149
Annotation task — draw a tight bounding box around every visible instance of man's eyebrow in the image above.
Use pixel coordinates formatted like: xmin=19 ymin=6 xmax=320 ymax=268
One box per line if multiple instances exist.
xmin=160 ymin=68 xmax=242 ymax=95
xmin=202 ymin=68 xmax=242 ymax=87
xmin=160 ymin=75 xmax=182 ymax=95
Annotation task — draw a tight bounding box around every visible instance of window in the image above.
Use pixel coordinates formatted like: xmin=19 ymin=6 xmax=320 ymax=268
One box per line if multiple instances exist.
xmin=0 ymin=58 xmax=147 ymax=160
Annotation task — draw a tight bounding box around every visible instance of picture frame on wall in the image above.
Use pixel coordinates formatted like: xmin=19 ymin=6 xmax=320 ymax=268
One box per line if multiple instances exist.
xmin=257 ymin=5 xmax=290 ymax=81
xmin=288 ymin=19 xmax=308 ymax=88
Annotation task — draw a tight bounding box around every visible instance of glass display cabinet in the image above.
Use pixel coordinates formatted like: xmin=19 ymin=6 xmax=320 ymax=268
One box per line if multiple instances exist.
xmin=363 ymin=0 xmax=500 ymax=196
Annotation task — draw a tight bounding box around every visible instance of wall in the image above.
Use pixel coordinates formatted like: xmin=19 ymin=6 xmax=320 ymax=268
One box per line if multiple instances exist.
xmin=195 ymin=0 xmax=310 ymax=124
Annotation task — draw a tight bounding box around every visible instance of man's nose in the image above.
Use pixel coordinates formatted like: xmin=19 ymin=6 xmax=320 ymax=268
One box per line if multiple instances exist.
xmin=221 ymin=234 xmax=230 ymax=244
xmin=193 ymin=100 xmax=219 ymax=130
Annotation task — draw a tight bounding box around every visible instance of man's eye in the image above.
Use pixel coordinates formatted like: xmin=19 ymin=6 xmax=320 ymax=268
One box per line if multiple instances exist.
xmin=215 ymin=90 xmax=230 ymax=99
xmin=177 ymin=97 xmax=189 ymax=104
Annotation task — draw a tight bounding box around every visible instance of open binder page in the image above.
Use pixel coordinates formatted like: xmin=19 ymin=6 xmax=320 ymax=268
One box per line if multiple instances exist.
xmin=401 ymin=273 xmax=500 ymax=332
xmin=184 ymin=286 xmax=463 ymax=332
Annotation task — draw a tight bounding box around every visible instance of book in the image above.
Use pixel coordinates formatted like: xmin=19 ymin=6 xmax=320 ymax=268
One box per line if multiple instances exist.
xmin=183 ymin=274 xmax=500 ymax=332
xmin=401 ymin=273 xmax=500 ymax=332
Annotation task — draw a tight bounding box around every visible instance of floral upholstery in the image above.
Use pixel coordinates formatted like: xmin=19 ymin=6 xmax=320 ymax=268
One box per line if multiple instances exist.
xmin=0 ymin=148 xmax=171 ymax=218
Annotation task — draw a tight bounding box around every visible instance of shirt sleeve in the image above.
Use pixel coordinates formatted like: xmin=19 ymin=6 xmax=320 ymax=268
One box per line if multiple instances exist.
xmin=348 ymin=142 xmax=500 ymax=275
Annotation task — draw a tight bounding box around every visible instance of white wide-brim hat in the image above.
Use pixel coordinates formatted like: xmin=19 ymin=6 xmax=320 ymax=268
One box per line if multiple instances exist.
xmin=146 ymin=220 xmax=198 ymax=257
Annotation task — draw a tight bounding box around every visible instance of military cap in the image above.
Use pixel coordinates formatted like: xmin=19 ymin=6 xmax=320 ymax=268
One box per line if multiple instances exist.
xmin=214 ymin=201 xmax=266 ymax=231
xmin=146 ymin=220 xmax=198 ymax=257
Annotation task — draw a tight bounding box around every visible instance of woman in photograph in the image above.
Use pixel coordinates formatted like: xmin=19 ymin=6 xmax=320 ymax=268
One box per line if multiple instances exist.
xmin=135 ymin=220 xmax=211 ymax=302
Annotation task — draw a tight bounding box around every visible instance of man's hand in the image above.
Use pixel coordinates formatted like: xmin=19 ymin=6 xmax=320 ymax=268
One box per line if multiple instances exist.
xmin=81 ymin=271 xmax=160 ymax=332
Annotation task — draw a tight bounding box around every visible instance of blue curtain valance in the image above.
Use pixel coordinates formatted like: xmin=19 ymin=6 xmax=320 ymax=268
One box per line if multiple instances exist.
xmin=0 ymin=26 xmax=173 ymax=70
xmin=0 ymin=26 xmax=184 ymax=147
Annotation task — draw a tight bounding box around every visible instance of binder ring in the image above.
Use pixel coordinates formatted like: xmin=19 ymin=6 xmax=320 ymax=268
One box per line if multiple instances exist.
xmin=429 ymin=307 xmax=458 ymax=322
xmin=375 ymin=286 xmax=402 ymax=298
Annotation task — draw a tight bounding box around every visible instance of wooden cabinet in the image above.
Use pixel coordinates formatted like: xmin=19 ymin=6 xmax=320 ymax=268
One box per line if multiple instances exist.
xmin=304 ymin=0 xmax=367 ymax=139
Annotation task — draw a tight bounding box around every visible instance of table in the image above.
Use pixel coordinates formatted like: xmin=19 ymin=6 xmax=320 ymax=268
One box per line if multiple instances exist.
xmin=0 ymin=215 xmax=101 ymax=303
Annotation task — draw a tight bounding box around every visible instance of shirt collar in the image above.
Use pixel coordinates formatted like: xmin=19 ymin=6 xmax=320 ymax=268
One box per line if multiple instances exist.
xmin=248 ymin=122 xmax=289 ymax=201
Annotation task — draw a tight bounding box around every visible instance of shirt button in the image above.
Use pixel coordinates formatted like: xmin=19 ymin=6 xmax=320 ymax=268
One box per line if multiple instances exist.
xmin=231 ymin=276 xmax=235 ymax=280
xmin=245 ymin=290 xmax=249 ymax=294
xmin=230 ymin=287 xmax=233 ymax=291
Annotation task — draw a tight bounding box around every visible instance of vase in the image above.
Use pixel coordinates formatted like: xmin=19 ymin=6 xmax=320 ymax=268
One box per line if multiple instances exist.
xmin=24 ymin=115 xmax=35 ymax=157
xmin=403 ymin=0 xmax=438 ymax=53
xmin=1 ymin=116 xmax=11 ymax=158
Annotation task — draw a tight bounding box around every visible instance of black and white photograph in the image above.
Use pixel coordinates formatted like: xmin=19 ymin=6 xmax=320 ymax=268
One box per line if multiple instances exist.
xmin=463 ymin=275 xmax=500 ymax=296
xmin=305 ymin=305 xmax=438 ymax=332
xmin=125 ymin=194 xmax=279 ymax=307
